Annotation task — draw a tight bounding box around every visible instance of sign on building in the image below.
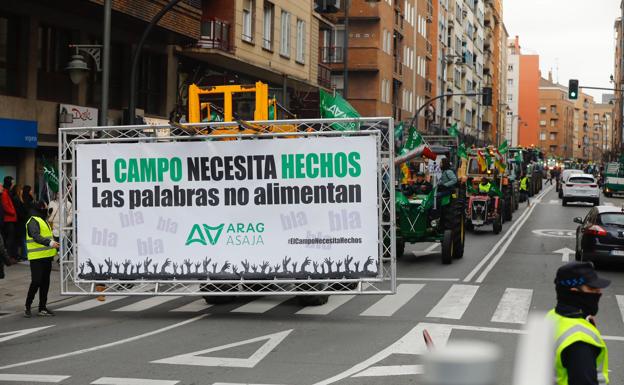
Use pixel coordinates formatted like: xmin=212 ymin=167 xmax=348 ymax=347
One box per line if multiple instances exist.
xmin=59 ymin=104 xmax=98 ymax=128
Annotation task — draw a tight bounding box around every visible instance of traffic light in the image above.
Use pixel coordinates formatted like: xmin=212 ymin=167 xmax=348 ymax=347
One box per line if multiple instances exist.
xmin=568 ymin=79 xmax=579 ymax=100
xmin=482 ymin=87 xmax=492 ymax=106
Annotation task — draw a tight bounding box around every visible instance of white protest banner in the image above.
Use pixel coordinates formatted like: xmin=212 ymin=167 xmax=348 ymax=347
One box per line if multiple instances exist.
xmin=75 ymin=136 xmax=379 ymax=280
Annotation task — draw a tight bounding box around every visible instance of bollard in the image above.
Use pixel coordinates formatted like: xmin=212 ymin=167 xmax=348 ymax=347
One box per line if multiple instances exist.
xmin=423 ymin=340 xmax=500 ymax=385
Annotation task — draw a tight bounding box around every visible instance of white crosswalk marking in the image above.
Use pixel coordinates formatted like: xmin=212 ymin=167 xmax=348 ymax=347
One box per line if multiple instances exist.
xmin=426 ymin=284 xmax=479 ymax=319
xmin=296 ymin=295 xmax=355 ymax=315
xmin=231 ymin=296 xmax=293 ymax=314
xmin=616 ymin=295 xmax=624 ymax=324
xmin=0 ymin=374 xmax=70 ymax=383
xmin=113 ymin=296 xmax=182 ymax=312
xmin=57 ymin=296 xmax=128 ymax=311
xmin=491 ymin=288 xmax=533 ymax=324
xmin=170 ymin=299 xmax=210 ymax=313
xmin=91 ymin=378 xmax=179 ymax=385
xmin=360 ymin=284 xmax=424 ymax=317
xmin=352 ymin=365 xmax=423 ymax=377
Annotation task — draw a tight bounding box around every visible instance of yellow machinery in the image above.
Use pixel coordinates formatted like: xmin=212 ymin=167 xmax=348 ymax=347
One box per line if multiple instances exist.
xmin=187 ymin=82 xmax=296 ymax=137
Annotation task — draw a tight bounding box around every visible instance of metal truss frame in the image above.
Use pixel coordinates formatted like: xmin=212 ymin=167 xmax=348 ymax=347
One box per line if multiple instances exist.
xmin=58 ymin=117 xmax=395 ymax=296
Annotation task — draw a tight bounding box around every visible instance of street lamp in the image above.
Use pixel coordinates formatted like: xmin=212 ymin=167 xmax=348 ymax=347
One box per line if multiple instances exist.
xmin=65 ymin=45 xmax=102 ymax=85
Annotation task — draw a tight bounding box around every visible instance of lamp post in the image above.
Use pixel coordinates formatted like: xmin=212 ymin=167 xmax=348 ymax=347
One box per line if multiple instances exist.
xmin=65 ymin=0 xmax=111 ymax=126
xmin=127 ymin=0 xmax=183 ymax=124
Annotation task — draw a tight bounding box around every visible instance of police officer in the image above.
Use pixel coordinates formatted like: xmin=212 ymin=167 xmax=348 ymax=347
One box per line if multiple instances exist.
xmin=24 ymin=201 xmax=59 ymax=317
xmin=548 ymin=262 xmax=610 ymax=385
xmin=519 ymin=173 xmax=529 ymax=206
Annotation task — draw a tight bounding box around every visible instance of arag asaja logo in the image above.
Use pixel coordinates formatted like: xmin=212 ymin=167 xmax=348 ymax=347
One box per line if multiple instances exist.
xmin=185 ymin=223 xmax=265 ymax=246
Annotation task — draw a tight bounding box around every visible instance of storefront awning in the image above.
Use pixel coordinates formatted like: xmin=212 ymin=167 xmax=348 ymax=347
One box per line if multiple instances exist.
xmin=0 ymin=118 xmax=38 ymax=148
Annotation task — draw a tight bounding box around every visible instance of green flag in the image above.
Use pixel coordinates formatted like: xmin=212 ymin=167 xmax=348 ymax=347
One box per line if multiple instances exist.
xmin=417 ymin=190 xmax=436 ymax=212
xmin=396 ymin=190 xmax=410 ymax=206
xmin=484 ymin=152 xmax=493 ymax=167
xmin=490 ymin=183 xmax=504 ymax=198
xmin=498 ymin=140 xmax=508 ymax=154
xmin=403 ymin=126 xmax=423 ymax=152
xmin=514 ymin=152 xmax=522 ymax=164
xmin=467 ymin=183 xmax=478 ymax=195
xmin=320 ymin=89 xmax=361 ymax=131
xmin=447 ymin=122 xmax=460 ymax=137
xmin=43 ymin=160 xmax=59 ymax=193
xmin=268 ymin=103 xmax=275 ymax=120
xmin=395 ymin=122 xmax=404 ymax=139
xmin=458 ymin=143 xmax=468 ymax=159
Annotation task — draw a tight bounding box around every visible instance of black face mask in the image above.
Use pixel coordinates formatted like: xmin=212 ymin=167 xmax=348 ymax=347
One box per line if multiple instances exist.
xmin=557 ymin=288 xmax=602 ymax=316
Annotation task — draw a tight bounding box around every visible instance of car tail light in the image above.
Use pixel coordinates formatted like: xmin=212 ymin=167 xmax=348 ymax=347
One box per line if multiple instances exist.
xmin=586 ymin=225 xmax=607 ymax=236
xmin=566 ymin=183 xmax=573 ymax=187
xmin=590 ymin=184 xmax=597 ymax=188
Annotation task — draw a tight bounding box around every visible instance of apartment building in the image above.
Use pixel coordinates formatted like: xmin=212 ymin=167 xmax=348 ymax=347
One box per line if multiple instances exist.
xmin=482 ymin=0 xmax=503 ymax=145
xmin=505 ymin=36 xmax=539 ymax=147
xmin=592 ymin=103 xmax=613 ymax=161
xmin=573 ymin=94 xmax=595 ymax=160
xmin=538 ymin=75 xmax=575 ymax=159
xmin=614 ymin=14 xmax=623 ymax=153
xmin=0 ymin=0 xmax=201 ymax=188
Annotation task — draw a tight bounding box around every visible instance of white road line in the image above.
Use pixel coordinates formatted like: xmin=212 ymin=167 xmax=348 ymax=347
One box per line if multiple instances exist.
xmin=491 ymin=288 xmax=533 ymax=324
xmin=296 ymin=295 xmax=355 ymax=315
xmin=212 ymin=383 xmax=287 ymax=385
xmin=0 ymin=315 xmax=207 ymax=370
xmin=0 ymin=325 xmax=54 ymax=343
xmin=57 ymin=296 xmax=128 ymax=311
xmin=0 ymin=374 xmax=70 ymax=383
xmin=360 ymin=284 xmax=424 ymax=317
xmin=113 ymin=296 xmax=182 ymax=312
xmin=426 ymin=284 xmax=479 ymax=319
xmin=425 ymin=243 xmax=440 ymax=252
xmin=616 ymin=295 xmax=624 ymax=324
xmin=397 ymin=277 xmax=460 ymax=282
xmin=92 ymin=378 xmax=179 ymax=385
xmin=353 ymin=365 xmax=423 ymax=377
xmin=170 ymin=299 xmax=210 ymax=313
xmin=231 ymin=296 xmax=293 ymax=313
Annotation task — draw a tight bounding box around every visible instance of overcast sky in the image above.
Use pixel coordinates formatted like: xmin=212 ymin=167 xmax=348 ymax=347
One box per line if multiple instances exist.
xmin=504 ymin=0 xmax=620 ymax=102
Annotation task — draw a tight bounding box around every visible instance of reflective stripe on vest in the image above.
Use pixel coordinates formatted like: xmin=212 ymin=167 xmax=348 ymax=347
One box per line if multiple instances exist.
xmin=26 ymin=216 xmax=56 ymax=260
xmin=547 ymin=309 xmax=609 ymax=385
xmin=520 ymin=177 xmax=528 ymax=191
xmin=479 ymin=182 xmax=491 ymax=193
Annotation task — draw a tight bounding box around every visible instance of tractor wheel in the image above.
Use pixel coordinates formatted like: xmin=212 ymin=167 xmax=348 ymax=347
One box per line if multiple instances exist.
xmin=504 ymin=198 xmax=513 ymax=221
xmin=441 ymin=229 xmax=454 ymax=265
xmin=396 ymin=238 xmax=406 ymax=258
xmin=453 ymin=217 xmax=465 ymax=259
xmin=493 ymin=216 xmax=502 ymax=235
xmin=499 ymin=199 xmax=506 ymax=224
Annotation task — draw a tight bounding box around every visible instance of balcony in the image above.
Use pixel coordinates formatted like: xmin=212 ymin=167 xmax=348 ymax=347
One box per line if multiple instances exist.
xmin=319 ymin=46 xmax=344 ymax=64
xmin=197 ymin=19 xmax=231 ymax=51
xmin=425 ymin=80 xmax=433 ymax=95
xmin=393 ymin=57 xmax=403 ymax=78
xmin=394 ymin=10 xmax=404 ymax=34
xmin=318 ymin=63 xmax=332 ymax=89
xmin=426 ymin=40 xmax=433 ymax=59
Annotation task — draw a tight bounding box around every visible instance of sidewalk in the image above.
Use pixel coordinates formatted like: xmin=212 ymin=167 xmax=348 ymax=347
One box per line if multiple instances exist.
xmin=0 ymin=260 xmax=70 ymax=315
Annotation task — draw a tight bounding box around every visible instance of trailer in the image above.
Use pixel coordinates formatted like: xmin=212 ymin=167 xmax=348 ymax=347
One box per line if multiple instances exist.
xmin=58 ymin=117 xmax=396 ymax=302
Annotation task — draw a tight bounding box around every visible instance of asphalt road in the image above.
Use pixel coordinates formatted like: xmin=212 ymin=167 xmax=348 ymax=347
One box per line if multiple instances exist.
xmin=2 ymin=183 xmax=624 ymax=385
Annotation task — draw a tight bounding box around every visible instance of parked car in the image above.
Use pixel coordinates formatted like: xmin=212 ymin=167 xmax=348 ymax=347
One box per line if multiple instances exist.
xmin=574 ymin=206 xmax=624 ymax=265
xmin=557 ymin=169 xmax=583 ymax=197
xmin=561 ymin=174 xmax=600 ymax=206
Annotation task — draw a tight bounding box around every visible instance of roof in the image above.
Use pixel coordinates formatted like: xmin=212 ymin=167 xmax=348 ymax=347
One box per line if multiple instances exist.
xmin=568 ymin=173 xmax=595 ymax=180
xmin=595 ymin=205 xmax=624 ymax=214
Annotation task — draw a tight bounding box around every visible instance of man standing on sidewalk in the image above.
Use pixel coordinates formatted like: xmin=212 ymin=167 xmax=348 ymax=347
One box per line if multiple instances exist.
xmin=24 ymin=201 xmax=59 ymax=317
xmin=1 ymin=176 xmax=17 ymax=263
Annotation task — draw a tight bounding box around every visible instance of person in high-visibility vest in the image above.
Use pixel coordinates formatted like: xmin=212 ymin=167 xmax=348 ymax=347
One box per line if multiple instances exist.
xmin=24 ymin=201 xmax=59 ymax=318
xmin=548 ymin=262 xmax=610 ymax=385
xmin=519 ymin=173 xmax=530 ymax=206
xmin=479 ymin=178 xmax=492 ymax=194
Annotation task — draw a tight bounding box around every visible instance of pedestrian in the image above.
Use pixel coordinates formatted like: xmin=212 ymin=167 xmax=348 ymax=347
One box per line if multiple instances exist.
xmin=0 ymin=233 xmax=7 ymax=279
xmin=548 ymin=262 xmax=610 ymax=385
xmin=548 ymin=169 xmax=554 ymax=185
xmin=519 ymin=173 xmax=529 ymax=206
xmin=11 ymin=185 xmax=27 ymax=261
xmin=24 ymin=201 xmax=59 ymax=317
xmin=1 ymin=176 xmax=17 ymax=264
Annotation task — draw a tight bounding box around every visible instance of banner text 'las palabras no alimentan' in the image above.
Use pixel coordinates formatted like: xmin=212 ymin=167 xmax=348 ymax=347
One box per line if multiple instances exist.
xmin=75 ymin=136 xmax=379 ymax=281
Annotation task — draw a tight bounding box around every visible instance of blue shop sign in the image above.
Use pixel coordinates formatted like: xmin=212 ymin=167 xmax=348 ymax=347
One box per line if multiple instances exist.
xmin=0 ymin=118 xmax=38 ymax=148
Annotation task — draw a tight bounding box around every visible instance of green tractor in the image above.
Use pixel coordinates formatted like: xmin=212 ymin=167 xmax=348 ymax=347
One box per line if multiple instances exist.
xmin=603 ymin=162 xmax=624 ymax=197
xmin=394 ymin=142 xmax=465 ymax=264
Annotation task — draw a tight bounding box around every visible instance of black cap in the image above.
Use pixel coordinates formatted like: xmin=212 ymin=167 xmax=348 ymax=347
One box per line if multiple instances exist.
xmin=3 ymin=176 xmax=13 ymax=188
xmin=555 ymin=262 xmax=611 ymax=289
xmin=416 ymin=172 xmax=425 ymax=177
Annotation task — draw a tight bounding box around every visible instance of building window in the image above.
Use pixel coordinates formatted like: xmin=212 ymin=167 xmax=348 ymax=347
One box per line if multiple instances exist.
xmin=508 ymin=64 xmax=513 ymax=71
xmin=507 ymin=79 xmax=513 ymax=87
xmin=137 ymin=51 xmax=166 ymax=115
xmin=540 ymin=132 xmax=546 ymax=140
xmin=296 ymin=19 xmax=305 ymax=63
xmin=540 ymin=120 xmax=546 ymax=127
xmin=550 ymin=133 xmax=556 ymax=140
xmin=454 ymin=101 xmax=461 ymax=120
xmin=550 ymin=105 xmax=557 ymax=113
xmin=37 ymin=24 xmax=74 ymax=103
xmin=381 ymin=79 xmax=387 ymax=103
xmin=242 ymin=0 xmax=254 ymax=43
xmin=540 ymin=106 xmax=547 ymax=113
xmin=0 ymin=14 xmax=20 ymax=96
xmin=263 ymin=1 xmax=274 ymax=50
xmin=507 ymin=94 xmax=513 ymax=102
xmin=280 ymin=10 xmax=290 ymax=57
